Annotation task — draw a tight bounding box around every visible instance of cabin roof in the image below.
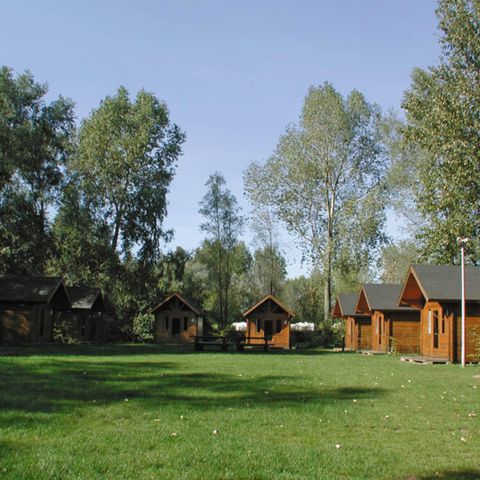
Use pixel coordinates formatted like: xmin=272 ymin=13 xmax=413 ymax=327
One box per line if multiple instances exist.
xmin=333 ymin=293 xmax=362 ymax=317
xmin=0 ymin=274 xmax=70 ymax=304
xmin=242 ymin=294 xmax=294 ymax=318
xmin=357 ymin=283 xmax=416 ymax=313
xmin=151 ymin=292 xmax=202 ymax=315
xmin=401 ymin=264 xmax=480 ymax=303
xmin=66 ymin=286 xmax=103 ymax=310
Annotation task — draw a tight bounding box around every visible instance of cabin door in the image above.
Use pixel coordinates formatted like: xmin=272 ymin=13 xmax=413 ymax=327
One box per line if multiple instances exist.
xmin=172 ymin=317 xmax=181 ymax=335
xmin=264 ymin=320 xmax=273 ymax=340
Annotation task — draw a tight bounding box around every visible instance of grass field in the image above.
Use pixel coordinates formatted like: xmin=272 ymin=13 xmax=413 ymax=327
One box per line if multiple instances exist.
xmin=0 ymin=345 xmax=479 ymax=480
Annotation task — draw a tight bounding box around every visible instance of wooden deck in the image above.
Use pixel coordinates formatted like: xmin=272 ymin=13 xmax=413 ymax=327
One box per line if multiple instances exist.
xmin=359 ymin=349 xmax=386 ymax=356
xmin=400 ymin=355 xmax=450 ymax=365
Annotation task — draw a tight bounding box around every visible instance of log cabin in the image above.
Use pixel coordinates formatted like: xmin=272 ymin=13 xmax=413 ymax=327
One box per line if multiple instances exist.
xmin=243 ymin=295 xmax=293 ymax=349
xmin=398 ymin=264 xmax=480 ymax=363
xmin=355 ymin=283 xmax=420 ymax=354
xmin=57 ymin=287 xmax=105 ymax=342
xmin=333 ymin=292 xmax=371 ymax=350
xmin=0 ymin=274 xmax=71 ymax=344
xmin=152 ymin=293 xmax=204 ymax=343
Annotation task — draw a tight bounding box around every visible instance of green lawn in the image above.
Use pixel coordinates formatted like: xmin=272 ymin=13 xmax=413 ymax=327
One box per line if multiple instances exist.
xmin=0 ymin=345 xmax=479 ymax=480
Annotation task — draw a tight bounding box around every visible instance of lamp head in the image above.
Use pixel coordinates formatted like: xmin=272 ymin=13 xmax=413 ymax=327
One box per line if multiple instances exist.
xmin=457 ymin=237 xmax=470 ymax=247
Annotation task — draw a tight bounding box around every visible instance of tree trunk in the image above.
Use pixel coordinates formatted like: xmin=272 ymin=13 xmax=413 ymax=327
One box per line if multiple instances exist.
xmin=323 ymin=221 xmax=333 ymax=322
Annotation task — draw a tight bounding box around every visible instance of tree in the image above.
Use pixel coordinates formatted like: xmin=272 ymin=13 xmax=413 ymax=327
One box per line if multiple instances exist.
xmin=199 ymin=173 xmax=245 ymax=327
xmin=245 ymin=83 xmax=387 ymax=321
xmin=378 ymin=240 xmax=420 ymax=283
xmin=402 ymin=0 xmax=480 ymax=263
xmin=72 ymin=86 xmax=185 ymax=261
xmin=0 ymin=66 xmax=75 ymax=273
xmin=248 ymin=209 xmax=286 ymax=297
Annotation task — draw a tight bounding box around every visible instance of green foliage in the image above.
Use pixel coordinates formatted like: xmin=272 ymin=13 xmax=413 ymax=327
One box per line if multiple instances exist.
xmin=132 ymin=312 xmax=155 ymax=342
xmin=245 ymin=83 xmax=388 ymax=321
xmin=379 ymin=240 xmax=420 ymax=283
xmin=467 ymin=327 xmax=480 ymax=362
xmin=198 ymin=173 xmax=245 ymax=327
xmin=402 ymin=0 xmax=480 ymax=263
xmin=282 ymin=273 xmax=324 ymax=324
xmin=0 ymin=66 xmax=75 ymax=273
xmin=73 ymin=86 xmax=185 ymax=260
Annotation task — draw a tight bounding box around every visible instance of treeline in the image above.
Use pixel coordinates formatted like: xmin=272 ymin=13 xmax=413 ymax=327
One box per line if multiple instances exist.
xmin=1 ymin=0 xmax=479 ymax=337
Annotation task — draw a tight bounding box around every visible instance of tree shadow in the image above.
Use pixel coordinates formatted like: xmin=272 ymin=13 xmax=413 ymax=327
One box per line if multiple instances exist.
xmin=413 ymin=470 xmax=480 ymax=480
xmin=0 ymin=356 xmax=388 ymax=423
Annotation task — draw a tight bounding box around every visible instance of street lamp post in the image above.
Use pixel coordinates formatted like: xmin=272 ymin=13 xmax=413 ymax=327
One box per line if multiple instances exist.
xmin=457 ymin=237 xmax=469 ymax=368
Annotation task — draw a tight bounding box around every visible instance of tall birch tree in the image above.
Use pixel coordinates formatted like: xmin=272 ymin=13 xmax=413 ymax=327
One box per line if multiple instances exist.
xmin=244 ymin=83 xmax=387 ymax=320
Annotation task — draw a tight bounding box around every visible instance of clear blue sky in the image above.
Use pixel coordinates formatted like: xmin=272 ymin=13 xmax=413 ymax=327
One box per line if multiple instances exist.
xmin=0 ymin=0 xmax=441 ymax=276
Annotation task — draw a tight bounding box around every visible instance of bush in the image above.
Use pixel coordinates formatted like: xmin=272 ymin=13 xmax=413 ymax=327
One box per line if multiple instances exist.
xmin=291 ymin=321 xmax=344 ymax=348
xmin=132 ymin=313 xmax=155 ymax=342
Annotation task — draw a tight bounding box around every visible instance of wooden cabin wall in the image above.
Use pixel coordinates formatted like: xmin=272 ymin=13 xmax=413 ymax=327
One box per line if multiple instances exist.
xmin=371 ymin=310 xmax=420 ymax=353
xmin=0 ymin=304 xmax=53 ymax=344
xmin=358 ymin=318 xmax=371 ymax=350
xmin=449 ymin=303 xmax=480 ymax=363
xmin=370 ymin=311 xmax=387 ymax=352
xmin=246 ymin=311 xmax=290 ymax=348
xmin=55 ymin=311 xmax=104 ymax=342
xmin=154 ymin=308 xmax=197 ymax=344
xmin=420 ymin=301 xmax=450 ymax=360
xmin=344 ymin=317 xmax=355 ymax=350
xmin=389 ymin=312 xmax=421 ymax=354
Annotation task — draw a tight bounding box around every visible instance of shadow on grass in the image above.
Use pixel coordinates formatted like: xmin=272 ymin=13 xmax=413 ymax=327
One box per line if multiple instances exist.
xmin=0 ymin=356 xmax=388 ymax=425
xmin=0 ymin=343 xmax=344 ymax=357
xmin=414 ymin=470 xmax=480 ymax=480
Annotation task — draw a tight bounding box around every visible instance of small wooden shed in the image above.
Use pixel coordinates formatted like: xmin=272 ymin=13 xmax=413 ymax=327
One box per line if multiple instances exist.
xmin=57 ymin=287 xmax=105 ymax=342
xmin=243 ymin=295 xmax=293 ymax=349
xmin=0 ymin=274 xmax=71 ymax=344
xmin=356 ymin=283 xmax=420 ymax=354
xmin=398 ymin=264 xmax=480 ymax=363
xmin=152 ymin=293 xmax=203 ymax=344
xmin=333 ymin=292 xmax=371 ymax=351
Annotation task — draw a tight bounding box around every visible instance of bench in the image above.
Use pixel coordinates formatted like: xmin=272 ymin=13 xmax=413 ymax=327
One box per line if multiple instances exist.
xmin=194 ymin=336 xmax=270 ymax=352
xmin=194 ymin=335 xmax=228 ymax=351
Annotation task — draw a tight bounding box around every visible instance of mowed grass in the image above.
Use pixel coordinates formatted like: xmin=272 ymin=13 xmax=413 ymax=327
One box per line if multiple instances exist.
xmin=0 ymin=346 xmax=479 ymax=480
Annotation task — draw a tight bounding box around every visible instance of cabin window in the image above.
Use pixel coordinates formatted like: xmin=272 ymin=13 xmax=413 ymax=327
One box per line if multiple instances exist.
xmin=256 ymin=319 xmax=262 ymax=332
xmin=165 ymin=316 xmax=169 ymax=330
xmin=39 ymin=309 xmax=45 ymax=337
xmin=276 ymin=319 xmax=282 ymax=333
xmin=428 ymin=310 xmax=432 ymax=334
xmin=441 ymin=315 xmax=446 ymax=335
xmin=184 ymin=317 xmax=189 ymax=331
xmin=378 ymin=315 xmax=383 ymax=344
xmin=433 ymin=310 xmax=439 ymax=348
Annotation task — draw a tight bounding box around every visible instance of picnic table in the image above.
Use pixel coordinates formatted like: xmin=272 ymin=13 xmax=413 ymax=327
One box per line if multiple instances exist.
xmin=193 ymin=335 xmax=269 ymax=352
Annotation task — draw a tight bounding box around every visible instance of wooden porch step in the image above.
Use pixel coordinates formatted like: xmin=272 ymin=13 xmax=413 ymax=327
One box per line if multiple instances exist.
xmin=359 ymin=350 xmax=386 ymax=356
xmin=400 ymin=356 xmax=450 ymax=365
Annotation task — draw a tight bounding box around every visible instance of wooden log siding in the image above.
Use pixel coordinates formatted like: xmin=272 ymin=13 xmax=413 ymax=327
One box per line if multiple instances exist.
xmin=419 ymin=301 xmax=480 ymax=363
xmin=355 ymin=284 xmax=420 ymax=354
xmin=243 ymin=295 xmax=293 ymax=349
xmin=0 ymin=275 xmax=71 ymax=345
xmin=152 ymin=293 xmax=203 ymax=344
xmin=333 ymin=293 xmax=371 ymax=352
xmin=398 ymin=265 xmax=480 ymax=363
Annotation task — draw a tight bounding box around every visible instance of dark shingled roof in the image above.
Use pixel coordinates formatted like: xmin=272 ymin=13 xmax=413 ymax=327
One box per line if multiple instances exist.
xmin=361 ymin=283 xmax=416 ymax=312
xmin=410 ymin=264 xmax=480 ymax=302
xmin=0 ymin=274 xmax=68 ymax=303
xmin=335 ymin=293 xmax=361 ymax=317
xmin=66 ymin=286 xmax=103 ymax=310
